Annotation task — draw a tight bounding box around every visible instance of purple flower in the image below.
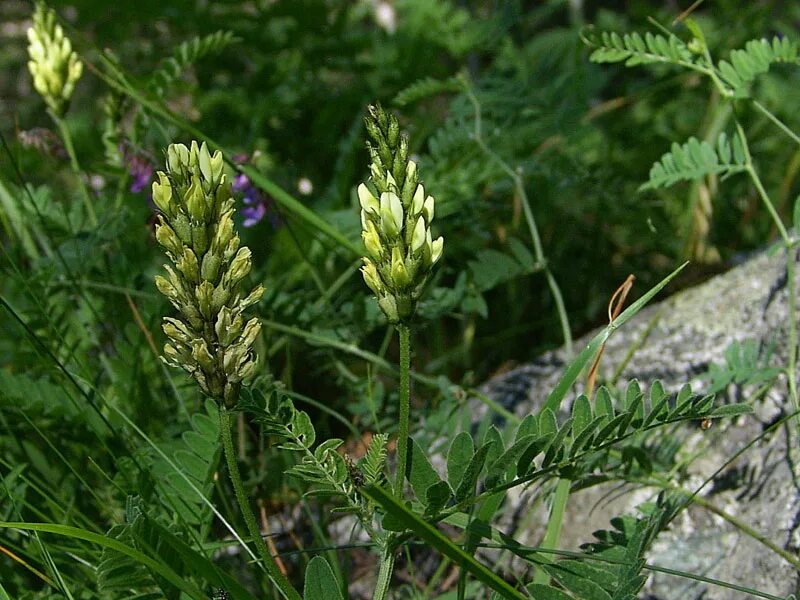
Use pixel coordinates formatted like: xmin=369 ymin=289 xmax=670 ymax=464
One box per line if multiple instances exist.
xmin=242 ymin=201 xmax=267 ymax=227
xmin=230 ymin=154 xmax=281 ymax=229
xmin=120 ymin=142 xmax=155 ymax=194
xmin=128 ymin=155 xmax=153 ymax=193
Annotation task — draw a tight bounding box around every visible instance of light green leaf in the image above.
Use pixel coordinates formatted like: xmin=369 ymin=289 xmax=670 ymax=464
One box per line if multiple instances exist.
xmin=408 ymin=437 xmax=443 ymax=504
xmin=304 ymin=556 xmax=344 ymax=600
xmin=447 ymin=432 xmax=475 ymax=491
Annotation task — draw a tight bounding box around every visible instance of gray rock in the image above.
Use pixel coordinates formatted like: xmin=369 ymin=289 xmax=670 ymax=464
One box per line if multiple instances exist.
xmin=479 ymin=248 xmax=800 ymax=599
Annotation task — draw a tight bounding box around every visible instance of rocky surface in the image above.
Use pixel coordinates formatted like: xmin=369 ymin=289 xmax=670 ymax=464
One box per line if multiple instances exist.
xmin=479 ymin=248 xmax=800 ymax=599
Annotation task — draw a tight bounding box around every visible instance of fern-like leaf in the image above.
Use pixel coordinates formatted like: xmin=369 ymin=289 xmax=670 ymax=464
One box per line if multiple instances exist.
xmin=149 ymin=31 xmax=240 ymax=96
xmin=394 ymin=75 xmax=464 ymax=106
xmin=717 ymin=36 xmax=800 ymax=96
xmin=586 ymin=30 xmax=696 ymax=68
xmin=145 ymin=399 xmax=221 ymax=531
xmin=97 ymin=520 xmax=161 ymax=599
xmin=360 ymin=433 xmax=388 ymax=485
xmin=640 ymin=132 xmax=748 ymax=191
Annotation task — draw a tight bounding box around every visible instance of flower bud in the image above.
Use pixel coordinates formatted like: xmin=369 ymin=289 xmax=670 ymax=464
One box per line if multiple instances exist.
xmin=185 ymin=179 xmax=207 ymax=222
xmin=191 ymin=339 xmax=215 ymax=372
xmin=200 ymin=252 xmax=221 ymax=283
xmin=196 ymin=281 xmax=214 ymax=319
xmin=358 ymin=183 xmax=380 ymax=216
xmin=163 ymin=318 xmax=193 ymax=345
xmin=227 ymin=247 xmax=252 ymax=286
xmin=176 ymin=248 xmax=200 ymax=284
xmin=155 ymin=221 xmax=183 ymax=257
xmin=198 ymin=142 xmax=213 ymax=184
xmin=152 ymin=172 xmax=174 ymax=216
xmin=411 ymin=216 xmax=426 ymax=254
xmin=240 ymin=317 xmax=262 ymax=348
xmin=423 ymin=195 xmax=435 ymax=222
xmin=431 ymin=236 xmax=444 ymax=265
xmin=361 ymin=259 xmax=383 ymax=295
xmin=380 ymin=192 xmax=403 ymax=238
xmin=411 ymin=184 xmax=425 ymax=216
xmin=390 ymin=247 xmax=411 ymax=288
xmin=362 ymin=220 xmax=383 ymax=261
xmin=239 ymin=284 xmax=265 ymax=311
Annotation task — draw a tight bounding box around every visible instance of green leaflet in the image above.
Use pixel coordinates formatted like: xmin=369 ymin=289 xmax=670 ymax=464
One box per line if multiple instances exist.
xmin=640 ymin=133 xmax=748 ymax=191
xmin=304 ymin=556 xmax=344 ymax=600
xmin=408 ymin=437 xmax=443 ymax=504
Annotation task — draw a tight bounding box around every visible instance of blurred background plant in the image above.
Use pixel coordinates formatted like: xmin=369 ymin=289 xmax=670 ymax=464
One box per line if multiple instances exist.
xmin=2 ymin=0 xmax=800 ymax=597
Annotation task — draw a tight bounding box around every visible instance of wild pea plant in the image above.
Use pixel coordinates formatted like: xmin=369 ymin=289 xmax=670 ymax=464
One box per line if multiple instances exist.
xmin=1 ymin=3 xmax=797 ymax=600
xmin=152 ymin=116 xmax=752 ymax=598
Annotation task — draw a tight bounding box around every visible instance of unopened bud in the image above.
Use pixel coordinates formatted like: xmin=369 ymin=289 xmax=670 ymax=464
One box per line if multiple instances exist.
xmin=380 ymin=192 xmax=403 ymax=238
xmin=358 ymin=183 xmax=380 ymax=216
xmin=390 ymin=247 xmax=411 ymax=287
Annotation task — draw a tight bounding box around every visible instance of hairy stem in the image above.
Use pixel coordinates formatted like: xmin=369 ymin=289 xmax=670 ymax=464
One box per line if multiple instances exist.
xmin=50 ymin=112 xmax=98 ymax=227
xmin=394 ymin=325 xmax=411 ymax=497
xmin=220 ymin=408 xmax=301 ymax=600
xmin=372 ymin=544 xmax=396 ymax=600
xmin=372 ymin=325 xmax=411 ymax=600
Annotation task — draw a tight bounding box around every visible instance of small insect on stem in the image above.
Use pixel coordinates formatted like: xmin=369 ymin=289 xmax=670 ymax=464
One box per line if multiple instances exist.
xmin=345 ymin=454 xmax=365 ymax=488
xmin=700 ymin=417 xmax=713 ymax=430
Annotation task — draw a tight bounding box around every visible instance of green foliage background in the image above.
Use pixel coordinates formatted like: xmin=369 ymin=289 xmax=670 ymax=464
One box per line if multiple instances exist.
xmin=2 ymin=0 xmax=800 ymax=597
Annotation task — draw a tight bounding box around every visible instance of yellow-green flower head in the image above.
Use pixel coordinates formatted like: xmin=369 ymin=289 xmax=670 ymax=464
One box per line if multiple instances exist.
xmin=26 ymin=3 xmax=83 ymax=116
xmin=358 ymin=104 xmax=443 ymax=324
xmin=153 ymin=141 xmax=264 ymax=407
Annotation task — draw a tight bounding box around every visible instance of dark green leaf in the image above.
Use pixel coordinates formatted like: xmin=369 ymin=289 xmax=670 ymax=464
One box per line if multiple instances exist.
xmin=304 ymin=556 xmax=343 ymax=600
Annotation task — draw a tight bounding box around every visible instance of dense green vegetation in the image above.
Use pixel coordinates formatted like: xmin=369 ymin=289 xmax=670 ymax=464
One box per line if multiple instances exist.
xmin=2 ymin=1 xmax=799 ymax=598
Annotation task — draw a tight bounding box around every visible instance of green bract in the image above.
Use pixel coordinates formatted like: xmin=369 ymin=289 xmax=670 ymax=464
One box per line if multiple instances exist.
xmin=359 ymin=105 xmax=443 ymax=324
xmin=26 ymin=3 xmax=83 ymax=116
xmin=154 ymin=141 xmax=264 ymax=407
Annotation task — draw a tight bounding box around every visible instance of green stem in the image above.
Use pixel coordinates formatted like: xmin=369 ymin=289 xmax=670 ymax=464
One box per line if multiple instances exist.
xmin=737 ymin=123 xmax=799 ymax=416
xmin=372 ymin=544 xmax=396 ymax=600
xmin=395 ymin=325 xmax=411 ymax=497
xmin=752 ymin=100 xmax=800 ymax=147
xmin=633 ymin=476 xmax=800 ymax=571
xmin=50 ymin=112 xmax=98 ymax=227
xmin=220 ymin=408 xmax=301 ymax=600
xmin=372 ymin=325 xmax=411 ymax=600
xmin=737 ymin=123 xmax=790 ymax=245
xmin=532 ymin=478 xmax=570 ymax=584
xmin=787 ymin=250 xmax=799 ymax=412
xmin=464 ymin=82 xmax=573 ymax=356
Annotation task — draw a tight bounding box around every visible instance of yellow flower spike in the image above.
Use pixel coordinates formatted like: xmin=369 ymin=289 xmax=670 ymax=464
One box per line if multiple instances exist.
xmin=26 ymin=3 xmax=83 ymax=116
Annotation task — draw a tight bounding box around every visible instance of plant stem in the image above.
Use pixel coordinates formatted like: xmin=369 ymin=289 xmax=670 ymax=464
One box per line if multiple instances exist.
xmin=220 ymin=408 xmax=301 ymax=600
xmin=464 ymin=82 xmax=573 ymax=356
xmin=372 ymin=325 xmax=411 ymax=600
xmin=633 ymin=476 xmax=800 ymax=571
xmin=752 ymin=100 xmax=800 ymax=147
xmin=372 ymin=544 xmax=396 ymax=600
xmin=394 ymin=325 xmax=411 ymax=498
xmin=50 ymin=112 xmax=98 ymax=227
xmin=787 ymin=248 xmax=799 ymax=412
xmin=532 ymin=478 xmax=570 ymax=584
xmin=737 ymin=122 xmax=799 ymax=416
